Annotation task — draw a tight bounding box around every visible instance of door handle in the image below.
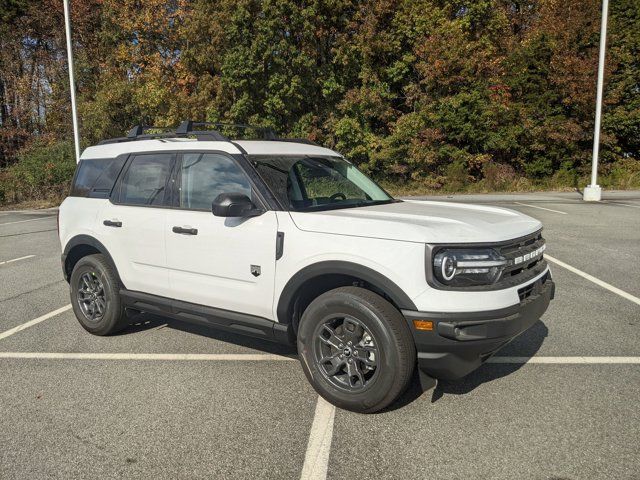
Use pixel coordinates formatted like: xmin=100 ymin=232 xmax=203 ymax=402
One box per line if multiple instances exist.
xmin=172 ymin=226 xmax=198 ymax=235
xmin=103 ymin=220 xmax=122 ymax=227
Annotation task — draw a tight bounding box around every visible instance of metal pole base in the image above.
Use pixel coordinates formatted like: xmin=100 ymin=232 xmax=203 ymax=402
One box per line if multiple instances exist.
xmin=583 ymin=184 xmax=602 ymax=202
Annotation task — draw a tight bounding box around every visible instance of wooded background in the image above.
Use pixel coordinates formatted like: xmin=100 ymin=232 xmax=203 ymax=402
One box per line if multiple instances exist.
xmin=0 ymin=0 xmax=639 ymax=202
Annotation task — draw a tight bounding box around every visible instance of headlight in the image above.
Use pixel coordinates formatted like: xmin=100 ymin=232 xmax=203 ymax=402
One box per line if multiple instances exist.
xmin=433 ymin=248 xmax=508 ymax=287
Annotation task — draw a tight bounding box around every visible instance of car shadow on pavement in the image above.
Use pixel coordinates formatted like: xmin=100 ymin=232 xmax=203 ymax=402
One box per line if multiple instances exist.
xmin=387 ymin=320 xmax=549 ymax=411
xmin=118 ymin=312 xmax=298 ymax=357
xmin=119 ymin=313 xmax=548 ymax=410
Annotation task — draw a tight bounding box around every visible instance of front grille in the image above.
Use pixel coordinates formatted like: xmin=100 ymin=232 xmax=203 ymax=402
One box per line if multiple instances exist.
xmin=449 ymin=230 xmax=548 ymax=291
xmin=495 ymin=230 xmax=546 ymax=287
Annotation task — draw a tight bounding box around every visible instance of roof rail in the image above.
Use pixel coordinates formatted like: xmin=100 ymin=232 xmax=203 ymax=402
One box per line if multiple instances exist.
xmin=126 ymin=123 xmax=229 ymax=142
xmin=177 ymin=121 xmax=277 ymax=140
xmin=178 ymin=121 xmax=319 ymax=145
xmin=97 ymin=123 xmax=230 ymax=145
xmin=126 ymin=125 xmax=173 ymax=138
xmin=97 ymin=121 xmax=319 ymax=146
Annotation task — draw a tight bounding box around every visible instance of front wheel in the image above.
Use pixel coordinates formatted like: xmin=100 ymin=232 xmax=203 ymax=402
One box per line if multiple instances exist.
xmin=69 ymin=254 xmax=128 ymax=336
xmin=297 ymin=287 xmax=416 ymax=413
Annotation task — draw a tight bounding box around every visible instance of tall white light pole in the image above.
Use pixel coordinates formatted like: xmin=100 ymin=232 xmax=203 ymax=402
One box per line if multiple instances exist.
xmin=584 ymin=0 xmax=609 ymax=202
xmin=63 ymin=0 xmax=81 ymax=163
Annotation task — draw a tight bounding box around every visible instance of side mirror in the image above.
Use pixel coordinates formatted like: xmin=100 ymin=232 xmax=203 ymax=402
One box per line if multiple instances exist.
xmin=212 ymin=193 xmax=264 ymax=218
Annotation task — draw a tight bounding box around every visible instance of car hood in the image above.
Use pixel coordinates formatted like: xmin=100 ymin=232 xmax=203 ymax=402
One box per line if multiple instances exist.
xmin=289 ymin=200 xmax=542 ymax=244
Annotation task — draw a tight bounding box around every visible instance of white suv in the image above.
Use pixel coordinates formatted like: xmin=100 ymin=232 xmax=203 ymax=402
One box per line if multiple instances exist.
xmin=59 ymin=122 xmax=554 ymax=413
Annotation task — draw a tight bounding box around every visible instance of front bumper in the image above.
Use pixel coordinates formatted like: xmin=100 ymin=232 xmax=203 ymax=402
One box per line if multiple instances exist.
xmin=402 ymin=272 xmax=555 ymax=380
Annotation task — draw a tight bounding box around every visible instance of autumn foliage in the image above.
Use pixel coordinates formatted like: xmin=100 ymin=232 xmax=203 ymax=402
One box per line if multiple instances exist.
xmin=0 ymin=0 xmax=639 ymax=201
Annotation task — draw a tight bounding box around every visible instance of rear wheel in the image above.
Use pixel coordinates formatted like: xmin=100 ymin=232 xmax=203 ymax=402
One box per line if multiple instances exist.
xmin=70 ymin=254 xmax=128 ymax=335
xmin=297 ymin=287 xmax=415 ymax=413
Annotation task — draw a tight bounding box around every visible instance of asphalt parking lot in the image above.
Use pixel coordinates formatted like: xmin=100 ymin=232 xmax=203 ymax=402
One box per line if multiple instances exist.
xmin=1 ymin=190 xmax=639 ymax=480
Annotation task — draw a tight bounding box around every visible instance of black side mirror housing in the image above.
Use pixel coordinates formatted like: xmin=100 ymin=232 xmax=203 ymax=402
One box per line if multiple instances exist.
xmin=212 ymin=193 xmax=264 ymax=218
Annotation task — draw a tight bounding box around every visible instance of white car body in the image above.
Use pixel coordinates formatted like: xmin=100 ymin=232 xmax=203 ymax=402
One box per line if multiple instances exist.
xmin=59 ymin=132 xmax=554 ymax=385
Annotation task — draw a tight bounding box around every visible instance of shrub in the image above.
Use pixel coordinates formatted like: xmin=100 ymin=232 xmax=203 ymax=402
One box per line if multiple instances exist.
xmin=483 ymin=162 xmax=517 ymax=190
xmin=0 ymin=140 xmax=76 ymax=205
xmin=548 ymin=167 xmax=578 ymax=189
xmin=600 ymin=158 xmax=640 ymax=189
xmin=444 ymin=160 xmax=470 ymax=191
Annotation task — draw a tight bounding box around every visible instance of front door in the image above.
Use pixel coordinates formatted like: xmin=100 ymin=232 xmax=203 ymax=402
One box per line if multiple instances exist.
xmin=165 ymin=152 xmax=278 ymax=320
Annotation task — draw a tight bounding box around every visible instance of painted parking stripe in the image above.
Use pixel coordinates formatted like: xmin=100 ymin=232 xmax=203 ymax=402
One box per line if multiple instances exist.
xmin=0 ymin=352 xmax=297 ymax=361
xmin=513 ymin=202 xmax=568 ymax=214
xmin=0 ymin=305 xmax=72 ymax=341
xmin=489 ymin=356 xmax=640 ymax=364
xmin=545 ymin=254 xmax=640 ymax=307
xmin=2 ymin=352 xmax=640 ymax=364
xmin=300 ymin=396 xmax=336 ymax=480
xmin=0 ymin=255 xmax=35 ymax=266
xmin=0 ymin=216 xmax=55 ymax=226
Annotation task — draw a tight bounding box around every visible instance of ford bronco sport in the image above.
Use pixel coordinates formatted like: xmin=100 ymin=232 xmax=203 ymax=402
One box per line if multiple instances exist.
xmin=59 ymin=121 xmax=554 ymax=413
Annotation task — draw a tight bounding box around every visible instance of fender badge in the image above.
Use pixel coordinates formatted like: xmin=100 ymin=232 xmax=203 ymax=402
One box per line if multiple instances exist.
xmin=250 ymin=265 xmax=261 ymax=277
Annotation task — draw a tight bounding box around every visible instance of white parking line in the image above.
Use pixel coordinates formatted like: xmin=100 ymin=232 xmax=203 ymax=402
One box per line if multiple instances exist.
xmin=489 ymin=356 xmax=640 ymax=364
xmin=0 ymin=352 xmax=296 ymax=361
xmin=514 ymin=202 xmax=568 ymax=214
xmin=0 ymin=216 xmax=55 ymax=226
xmin=0 ymin=255 xmax=35 ymax=266
xmin=545 ymin=254 xmax=640 ymax=306
xmin=1 ymin=352 xmax=637 ymax=364
xmin=300 ymin=396 xmax=336 ymax=480
xmin=0 ymin=305 xmax=72 ymax=341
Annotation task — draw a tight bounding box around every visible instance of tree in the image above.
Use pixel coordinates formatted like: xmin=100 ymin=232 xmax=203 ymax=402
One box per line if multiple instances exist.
xmin=0 ymin=0 xmax=637 ymax=188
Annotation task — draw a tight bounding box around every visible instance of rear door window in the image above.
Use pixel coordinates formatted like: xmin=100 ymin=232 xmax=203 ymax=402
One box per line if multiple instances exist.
xmin=117 ymin=153 xmax=174 ymax=206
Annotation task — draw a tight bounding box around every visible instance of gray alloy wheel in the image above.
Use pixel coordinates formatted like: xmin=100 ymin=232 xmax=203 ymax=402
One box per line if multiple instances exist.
xmin=313 ymin=315 xmax=379 ymax=391
xmin=297 ymin=286 xmax=416 ymax=413
xmin=76 ymin=271 xmax=107 ymax=322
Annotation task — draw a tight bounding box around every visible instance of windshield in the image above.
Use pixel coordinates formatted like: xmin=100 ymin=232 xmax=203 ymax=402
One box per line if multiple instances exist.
xmin=249 ymin=155 xmax=394 ymax=212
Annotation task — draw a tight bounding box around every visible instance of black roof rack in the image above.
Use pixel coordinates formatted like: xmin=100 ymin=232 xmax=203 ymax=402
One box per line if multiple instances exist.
xmin=97 ymin=120 xmax=319 ymax=146
xmin=176 ymin=121 xmax=277 ymax=140
xmin=98 ymin=123 xmax=229 ymax=145
xmin=127 ymin=125 xmax=169 ymax=138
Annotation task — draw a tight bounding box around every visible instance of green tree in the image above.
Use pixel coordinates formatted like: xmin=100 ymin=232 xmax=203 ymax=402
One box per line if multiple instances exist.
xmin=1 ymin=0 xmax=638 ymax=198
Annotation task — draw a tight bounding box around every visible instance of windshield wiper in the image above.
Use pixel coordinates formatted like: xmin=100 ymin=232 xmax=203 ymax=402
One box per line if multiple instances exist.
xmin=353 ymin=199 xmax=395 ymax=207
xmin=298 ymin=198 xmax=394 ymax=212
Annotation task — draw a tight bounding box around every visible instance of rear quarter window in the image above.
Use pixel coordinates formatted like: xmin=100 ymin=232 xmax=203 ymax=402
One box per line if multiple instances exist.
xmin=71 ymin=157 xmax=127 ymax=198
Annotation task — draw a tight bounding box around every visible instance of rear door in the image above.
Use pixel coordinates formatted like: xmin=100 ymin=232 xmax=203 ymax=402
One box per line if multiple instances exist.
xmin=98 ymin=152 xmax=176 ymax=297
xmin=164 ymin=151 xmax=278 ymax=320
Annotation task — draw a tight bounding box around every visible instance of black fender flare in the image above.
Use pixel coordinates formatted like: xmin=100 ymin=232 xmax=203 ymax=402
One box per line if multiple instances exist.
xmin=61 ymin=234 xmax=124 ymax=286
xmin=276 ymin=261 xmax=417 ymax=324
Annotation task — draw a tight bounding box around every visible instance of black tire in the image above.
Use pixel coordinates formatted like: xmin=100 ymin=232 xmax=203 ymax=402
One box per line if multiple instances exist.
xmin=69 ymin=254 xmax=128 ymax=336
xmin=297 ymin=286 xmax=416 ymax=413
